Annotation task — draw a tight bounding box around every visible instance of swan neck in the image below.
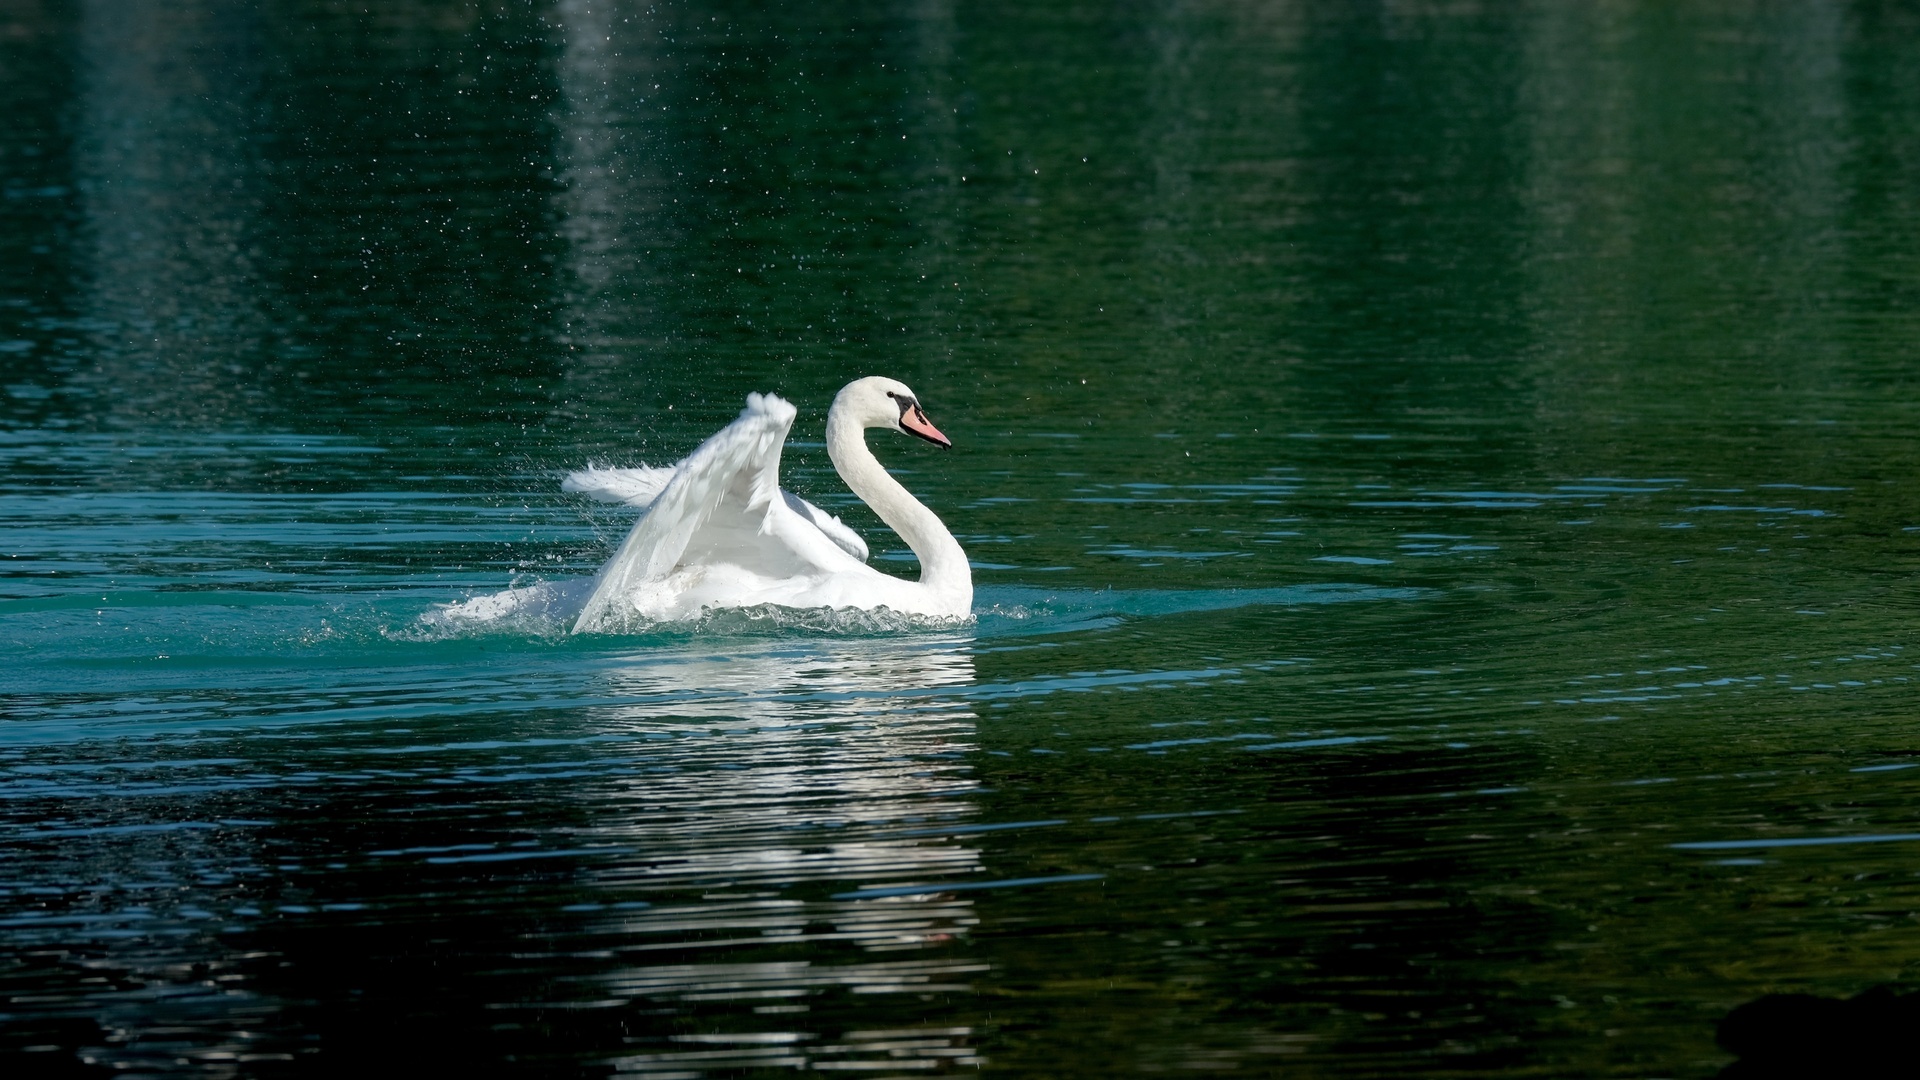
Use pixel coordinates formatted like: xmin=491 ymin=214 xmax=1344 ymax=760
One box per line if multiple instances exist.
xmin=827 ymin=410 xmax=970 ymax=604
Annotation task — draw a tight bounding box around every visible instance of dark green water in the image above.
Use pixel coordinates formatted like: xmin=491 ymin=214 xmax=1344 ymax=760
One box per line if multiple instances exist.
xmin=4 ymin=0 xmax=1920 ymax=1075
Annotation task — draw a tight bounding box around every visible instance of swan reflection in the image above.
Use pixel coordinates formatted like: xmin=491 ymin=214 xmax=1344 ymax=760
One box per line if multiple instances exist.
xmin=545 ymin=636 xmax=988 ymax=1074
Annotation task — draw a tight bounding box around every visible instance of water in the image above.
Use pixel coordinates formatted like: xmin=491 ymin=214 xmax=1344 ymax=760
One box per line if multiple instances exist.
xmin=4 ymin=0 xmax=1920 ymax=1075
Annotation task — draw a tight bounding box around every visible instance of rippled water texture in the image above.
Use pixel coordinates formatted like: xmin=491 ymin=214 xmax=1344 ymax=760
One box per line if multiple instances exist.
xmin=5 ymin=1 xmax=1920 ymax=1076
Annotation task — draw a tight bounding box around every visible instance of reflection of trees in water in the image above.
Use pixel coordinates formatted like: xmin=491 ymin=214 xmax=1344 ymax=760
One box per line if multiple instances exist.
xmin=542 ymin=636 xmax=991 ymax=1075
xmin=1516 ymin=1 xmax=1855 ymax=483
xmin=248 ymin=0 xmax=566 ymax=440
xmin=34 ymin=0 xmax=571 ymax=448
xmin=69 ymin=0 xmax=270 ymax=430
xmin=542 ymin=0 xmax=968 ymax=459
xmin=550 ymin=0 xmax=679 ymax=435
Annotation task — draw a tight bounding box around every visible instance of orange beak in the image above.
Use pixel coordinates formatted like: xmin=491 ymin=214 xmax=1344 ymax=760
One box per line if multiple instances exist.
xmin=900 ymin=404 xmax=952 ymax=448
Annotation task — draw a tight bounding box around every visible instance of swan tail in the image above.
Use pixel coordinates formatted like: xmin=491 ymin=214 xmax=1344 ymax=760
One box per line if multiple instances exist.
xmin=572 ymin=393 xmax=798 ymax=632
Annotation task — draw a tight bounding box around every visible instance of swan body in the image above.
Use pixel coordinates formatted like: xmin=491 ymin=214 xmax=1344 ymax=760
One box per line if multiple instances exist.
xmin=568 ymin=377 xmax=971 ymax=632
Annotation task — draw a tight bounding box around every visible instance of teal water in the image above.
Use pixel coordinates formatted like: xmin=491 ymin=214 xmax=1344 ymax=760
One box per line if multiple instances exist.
xmin=5 ymin=1 xmax=1920 ymax=1075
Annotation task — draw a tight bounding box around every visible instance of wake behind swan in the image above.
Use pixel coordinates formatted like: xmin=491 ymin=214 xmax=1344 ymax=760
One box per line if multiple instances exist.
xmin=426 ymin=376 xmax=973 ymax=635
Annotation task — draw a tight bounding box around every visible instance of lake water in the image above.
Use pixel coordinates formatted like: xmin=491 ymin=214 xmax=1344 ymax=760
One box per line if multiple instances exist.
xmin=4 ymin=1 xmax=1920 ymax=1076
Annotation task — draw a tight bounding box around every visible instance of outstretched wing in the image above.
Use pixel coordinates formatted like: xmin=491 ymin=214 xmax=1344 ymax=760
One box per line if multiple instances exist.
xmin=562 ymin=465 xmax=677 ymax=508
xmin=572 ymin=393 xmax=856 ymax=632
xmin=563 ymin=457 xmax=867 ymax=563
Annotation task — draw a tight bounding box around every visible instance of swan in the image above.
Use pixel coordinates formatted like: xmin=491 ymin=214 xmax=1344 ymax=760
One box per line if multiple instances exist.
xmin=565 ymin=376 xmax=972 ymax=632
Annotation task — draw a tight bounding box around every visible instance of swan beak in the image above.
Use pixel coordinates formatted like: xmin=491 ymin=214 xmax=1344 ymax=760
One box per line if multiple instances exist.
xmin=900 ymin=405 xmax=952 ymax=449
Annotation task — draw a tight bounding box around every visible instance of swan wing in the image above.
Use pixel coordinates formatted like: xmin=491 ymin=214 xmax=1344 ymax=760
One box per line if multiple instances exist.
xmin=561 ymin=465 xmax=677 ymax=508
xmin=564 ymin=464 xmax=867 ymax=563
xmin=573 ymin=392 xmax=855 ymax=632
xmin=781 ymin=491 xmax=869 ymax=563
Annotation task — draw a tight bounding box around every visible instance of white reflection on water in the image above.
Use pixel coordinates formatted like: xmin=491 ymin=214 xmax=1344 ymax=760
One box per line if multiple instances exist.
xmin=542 ymin=636 xmax=990 ymax=1075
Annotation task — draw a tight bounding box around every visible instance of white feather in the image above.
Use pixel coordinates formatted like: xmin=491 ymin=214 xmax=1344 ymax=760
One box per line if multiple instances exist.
xmin=561 ymin=465 xmax=676 ymax=508
xmin=563 ymin=460 xmax=867 ymax=562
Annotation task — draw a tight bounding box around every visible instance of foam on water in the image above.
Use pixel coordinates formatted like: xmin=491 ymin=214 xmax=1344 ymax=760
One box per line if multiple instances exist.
xmin=415 ymin=578 xmax=1423 ymax=642
xmin=418 ymin=578 xmax=976 ymax=638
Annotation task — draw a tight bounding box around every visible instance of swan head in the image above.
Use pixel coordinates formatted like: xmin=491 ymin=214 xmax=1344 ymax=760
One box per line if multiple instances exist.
xmin=833 ymin=376 xmax=951 ymax=449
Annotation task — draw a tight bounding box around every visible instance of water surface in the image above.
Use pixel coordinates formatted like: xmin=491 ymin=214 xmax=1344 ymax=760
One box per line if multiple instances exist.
xmin=4 ymin=1 xmax=1920 ymax=1076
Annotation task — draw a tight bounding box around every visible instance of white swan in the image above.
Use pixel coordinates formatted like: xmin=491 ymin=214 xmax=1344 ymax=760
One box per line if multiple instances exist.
xmin=566 ymin=376 xmax=972 ymax=632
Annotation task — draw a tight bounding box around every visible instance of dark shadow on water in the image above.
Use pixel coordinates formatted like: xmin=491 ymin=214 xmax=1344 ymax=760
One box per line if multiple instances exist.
xmin=0 ymin=1015 xmax=113 ymax=1078
xmin=1716 ymin=986 xmax=1919 ymax=1079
